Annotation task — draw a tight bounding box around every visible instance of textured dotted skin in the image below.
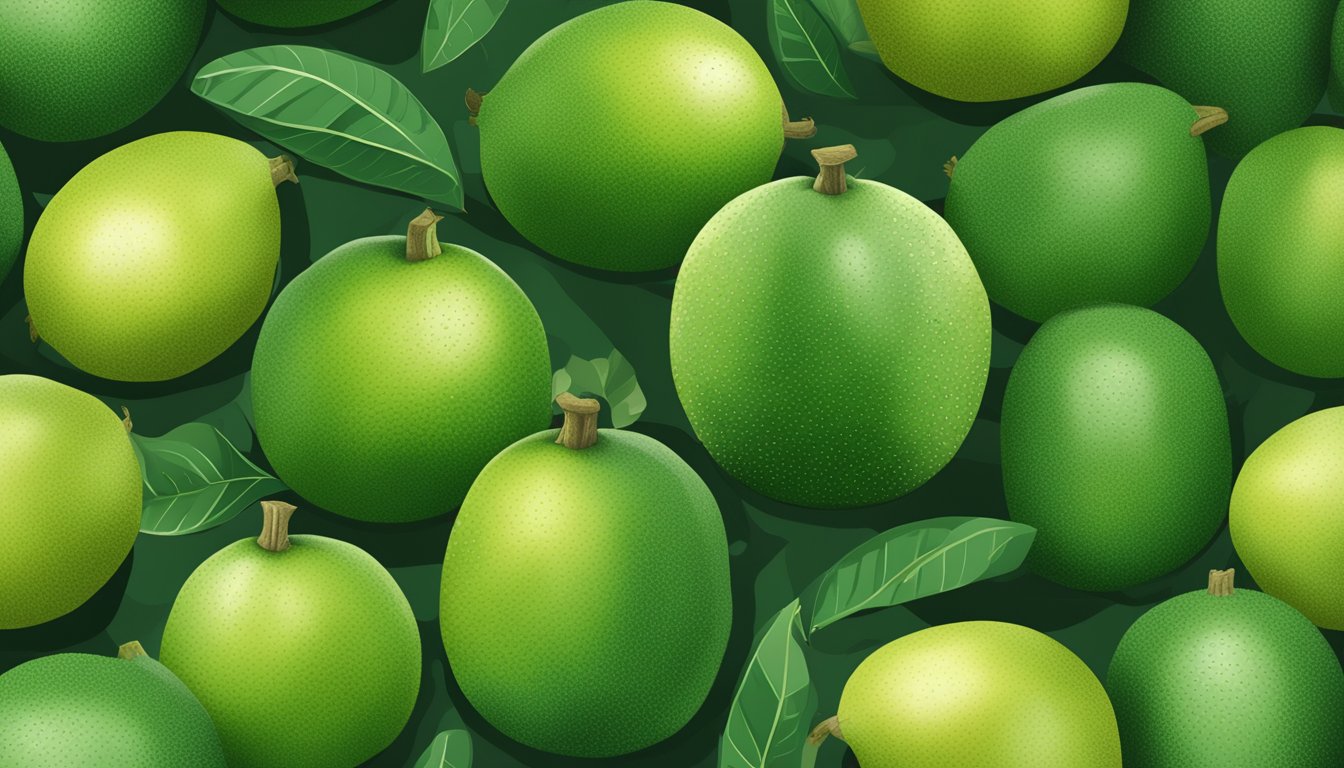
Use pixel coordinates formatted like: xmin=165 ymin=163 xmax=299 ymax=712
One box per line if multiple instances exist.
xmin=440 ymin=429 xmax=731 ymax=757
xmin=216 ymin=0 xmax=383 ymax=28
xmin=0 ymin=140 xmax=21 ymax=282
xmin=670 ymin=176 xmax=990 ymax=509
xmin=479 ymin=1 xmax=784 ymax=271
xmin=1000 ymin=304 xmax=1232 ymax=591
xmin=946 ymin=83 xmax=1212 ymax=323
xmin=0 ymin=374 xmax=142 ymax=629
xmin=0 ymin=0 xmax=205 ymax=141
xmin=159 ymin=534 xmax=420 ymax=768
xmin=251 ymin=235 xmax=551 ymax=522
xmin=839 ymin=621 xmax=1121 ymax=768
xmin=1107 ymin=587 xmax=1344 ymax=766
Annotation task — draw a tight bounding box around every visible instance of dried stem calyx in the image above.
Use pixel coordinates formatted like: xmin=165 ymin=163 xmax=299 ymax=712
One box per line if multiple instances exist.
xmin=406 ymin=208 xmax=444 ymax=262
xmin=808 ymin=715 xmax=845 ymax=746
xmin=1207 ymin=568 xmax=1236 ymax=597
xmin=117 ymin=641 xmax=148 ymax=661
xmin=812 ymin=144 xmax=858 ymax=196
xmin=1190 ymin=106 xmax=1228 ymax=137
xmin=555 ymin=392 xmax=600 ymax=450
xmin=257 ymin=500 xmax=297 ymax=552
xmin=466 ymin=88 xmax=485 ymax=126
xmin=782 ymin=103 xmax=816 ymax=140
xmin=269 ymin=155 xmax=299 ymax=186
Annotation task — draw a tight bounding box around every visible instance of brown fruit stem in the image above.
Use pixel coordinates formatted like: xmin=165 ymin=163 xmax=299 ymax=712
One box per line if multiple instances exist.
xmin=782 ymin=103 xmax=816 ymax=140
xmin=1190 ymin=106 xmax=1228 ymax=137
xmin=117 ymin=640 xmax=147 ymax=661
xmin=812 ymin=145 xmax=858 ymax=195
xmin=555 ymin=392 xmax=600 ymax=450
xmin=121 ymin=407 xmax=133 ymax=434
xmin=257 ymin=500 xmax=297 ymax=552
xmin=406 ymin=208 xmax=444 ymax=262
xmin=1207 ymin=568 xmax=1236 ymax=596
xmin=465 ymin=88 xmax=484 ymax=126
xmin=269 ymin=155 xmax=299 ymax=186
xmin=808 ymin=715 xmax=845 ymax=746
xmin=24 ymin=314 xmax=38 ymax=344
xmin=943 ymin=155 xmax=959 ymax=179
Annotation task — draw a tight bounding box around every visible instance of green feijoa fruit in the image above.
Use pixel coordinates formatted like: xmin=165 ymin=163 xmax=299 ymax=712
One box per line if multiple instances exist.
xmin=0 ymin=139 xmax=21 ymax=282
xmin=217 ymin=0 xmax=384 ymax=27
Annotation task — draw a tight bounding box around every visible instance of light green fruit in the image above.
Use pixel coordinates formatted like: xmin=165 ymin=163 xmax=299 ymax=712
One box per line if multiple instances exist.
xmin=24 ymin=132 xmax=286 ymax=382
xmin=825 ymin=621 xmax=1121 ymax=767
xmin=670 ymin=147 xmax=989 ymax=508
xmin=1001 ymin=304 xmax=1231 ymax=591
xmin=945 ymin=83 xmax=1216 ymax=322
xmin=0 ymin=0 xmax=205 ymax=142
xmin=477 ymin=0 xmax=788 ymax=271
xmin=0 ymin=374 xmax=141 ymax=629
xmin=440 ymin=396 xmax=730 ymax=757
xmin=160 ymin=503 xmax=420 ymax=768
xmin=1218 ymin=127 xmax=1344 ymax=378
xmin=855 ymin=0 xmax=1127 ymax=102
xmin=0 ymin=139 xmax=21 ymax=282
xmin=217 ymin=0 xmax=384 ymax=27
xmin=1107 ymin=570 xmax=1344 ymax=766
xmin=251 ymin=214 xmax=551 ymax=522
xmin=1231 ymin=407 xmax=1344 ymax=630
xmin=0 ymin=642 xmax=227 ymax=767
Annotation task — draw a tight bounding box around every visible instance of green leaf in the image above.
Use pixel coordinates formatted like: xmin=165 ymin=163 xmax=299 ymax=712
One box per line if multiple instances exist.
xmin=767 ymin=0 xmax=856 ymax=99
xmin=719 ymin=600 xmax=815 ymax=768
xmin=551 ymin=348 xmax=646 ymax=428
xmin=422 ymin=0 xmax=510 ymax=72
xmin=809 ymin=0 xmax=875 ymax=57
xmin=809 ymin=517 xmax=1036 ymax=633
xmin=192 ymin=45 xmax=463 ymax=209
xmin=132 ymin=422 xmax=287 ymax=536
xmin=413 ymin=729 xmax=472 ymax=768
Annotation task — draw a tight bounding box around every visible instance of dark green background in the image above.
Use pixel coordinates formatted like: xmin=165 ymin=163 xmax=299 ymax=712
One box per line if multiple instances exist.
xmin=1 ymin=1 xmax=1341 ymax=766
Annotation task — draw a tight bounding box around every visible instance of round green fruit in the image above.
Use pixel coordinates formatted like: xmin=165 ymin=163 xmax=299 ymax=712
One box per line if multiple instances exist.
xmin=475 ymin=0 xmax=795 ymax=271
xmin=670 ymin=146 xmax=990 ymax=508
xmin=159 ymin=503 xmax=420 ymax=768
xmin=251 ymin=212 xmax=551 ymax=522
xmin=1230 ymin=407 xmax=1344 ymax=630
xmin=945 ymin=83 xmax=1217 ymax=322
xmin=1217 ymin=126 xmax=1344 ymax=377
xmin=1001 ymin=304 xmax=1231 ymax=591
xmin=0 ymin=374 xmax=141 ymax=629
xmin=855 ymin=0 xmax=1127 ymax=102
xmin=0 ymin=0 xmax=205 ymax=142
xmin=0 ymin=139 xmax=21 ymax=283
xmin=1107 ymin=570 xmax=1344 ymax=766
xmin=816 ymin=621 xmax=1121 ymax=767
xmin=440 ymin=395 xmax=730 ymax=757
xmin=24 ymin=132 xmax=288 ymax=382
xmin=217 ymin=0 xmax=384 ymax=27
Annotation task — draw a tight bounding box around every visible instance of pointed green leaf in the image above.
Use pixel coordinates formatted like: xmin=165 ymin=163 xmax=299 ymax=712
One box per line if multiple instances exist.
xmin=767 ymin=0 xmax=856 ymax=99
xmin=422 ymin=0 xmax=510 ymax=72
xmin=413 ymin=729 xmax=472 ymax=768
xmin=809 ymin=0 xmax=876 ymax=58
xmin=719 ymin=600 xmax=815 ymax=768
xmin=551 ymin=348 xmax=647 ymax=428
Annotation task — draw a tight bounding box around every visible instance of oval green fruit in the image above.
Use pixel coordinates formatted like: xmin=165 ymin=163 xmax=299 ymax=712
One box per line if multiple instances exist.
xmin=855 ymin=0 xmax=1127 ymax=102
xmin=0 ymin=374 xmax=141 ymax=629
xmin=1107 ymin=570 xmax=1344 ymax=766
xmin=160 ymin=503 xmax=420 ymax=768
xmin=0 ymin=0 xmax=205 ymax=142
xmin=1001 ymin=304 xmax=1231 ymax=591
xmin=476 ymin=0 xmax=789 ymax=271
xmin=670 ymin=147 xmax=990 ymax=508
xmin=1217 ymin=126 xmax=1344 ymax=378
xmin=24 ymin=132 xmax=286 ymax=382
xmin=1230 ymin=407 xmax=1344 ymax=630
xmin=0 ymin=139 xmax=20 ymax=283
xmin=945 ymin=83 xmax=1215 ymax=322
xmin=217 ymin=0 xmax=383 ymax=27
xmin=440 ymin=396 xmax=730 ymax=757
xmin=251 ymin=214 xmax=551 ymax=522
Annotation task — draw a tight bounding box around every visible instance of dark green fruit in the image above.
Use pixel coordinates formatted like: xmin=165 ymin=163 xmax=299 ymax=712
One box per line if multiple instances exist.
xmin=217 ymin=0 xmax=383 ymax=27
xmin=1107 ymin=570 xmax=1344 ymax=766
xmin=0 ymin=140 xmax=20 ymax=282
xmin=946 ymin=83 xmax=1218 ymax=322
xmin=441 ymin=395 xmax=730 ymax=757
xmin=0 ymin=0 xmax=205 ymax=141
xmin=1001 ymin=304 xmax=1231 ymax=591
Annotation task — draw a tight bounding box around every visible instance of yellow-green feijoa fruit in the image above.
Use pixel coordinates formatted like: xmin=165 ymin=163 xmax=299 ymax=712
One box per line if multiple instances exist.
xmin=159 ymin=503 xmax=420 ymax=768
xmin=1107 ymin=570 xmax=1344 ymax=766
xmin=24 ymin=132 xmax=290 ymax=382
xmin=217 ymin=0 xmax=383 ymax=27
xmin=251 ymin=211 xmax=551 ymax=523
xmin=0 ymin=374 xmax=141 ymax=629
xmin=0 ymin=0 xmax=205 ymax=142
xmin=1218 ymin=127 xmax=1344 ymax=378
xmin=945 ymin=83 xmax=1221 ymax=323
xmin=670 ymin=146 xmax=989 ymax=508
xmin=474 ymin=0 xmax=802 ymax=271
xmin=1230 ymin=407 xmax=1344 ymax=630
xmin=813 ymin=621 xmax=1121 ymax=767
xmin=0 ymin=139 xmax=20 ymax=282
xmin=440 ymin=395 xmax=730 ymax=757
xmin=855 ymin=0 xmax=1127 ymax=102
xmin=1001 ymin=304 xmax=1231 ymax=591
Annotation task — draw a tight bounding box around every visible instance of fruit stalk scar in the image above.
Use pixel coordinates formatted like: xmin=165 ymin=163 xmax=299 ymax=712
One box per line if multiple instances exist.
xmin=781 ymin=103 xmax=817 ymax=140
xmin=943 ymin=155 xmax=958 ymax=179
xmin=1207 ymin=568 xmax=1236 ymax=596
xmin=465 ymin=88 xmax=485 ymax=127
xmin=555 ymin=392 xmax=600 ymax=450
xmin=121 ymin=406 xmax=133 ymax=434
xmin=406 ymin=208 xmax=445 ymax=262
xmin=807 ymin=715 xmax=846 ymax=746
xmin=257 ymin=500 xmax=297 ymax=552
xmin=268 ymin=155 xmax=299 ymax=187
xmin=812 ymin=144 xmax=858 ymax=196
xmin=1190 ymin=106 xmax=1228 ymax=137
xmin=118 ymin=640 xmax=148 ymax=660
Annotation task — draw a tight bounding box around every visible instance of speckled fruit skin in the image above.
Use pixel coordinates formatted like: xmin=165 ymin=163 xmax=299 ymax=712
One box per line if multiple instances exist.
xmin=945 ymin=83 xmax=1211 ymax=323
xmin=1231 ymin=407 xmax=1344 ymax=630
xmin=24 ymin=132 xmax=281 ymax=382
xmin=0 ymin=650 xmax=227 ymax=767
xmin=440 ymin=429 xmax=730 ymax=757
xmin=1001 ymin=305 xmax=1231 ymax=591
xmin=0 ymin=375 xmax=141 ymax=629
xmin=1107 ymin=585 xmax=1344 ymax=766
xmin=0 ymin=0 xmax=205 ymax=142
xmin=838 ymin=621 xmax=1121 ymax=768
xmin=1218 ymin=127 xmax=1344 ymax=378
xmin=855 ymin=0 xmax=1127 ymax=102
xmin=251 ymin=235 xmax=551 ymax=522
xmin=159 ymin=533 xmax=420 ymax=768
xmin=477 ymin=1 xmax=784 ymax=271
xmin=0 ymin=140 xmax=21 ymax=282
xmin=670 ymin=175 xmax=990 ymax=508
xmin=217 ymin=0 xmax=383 ymax=27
